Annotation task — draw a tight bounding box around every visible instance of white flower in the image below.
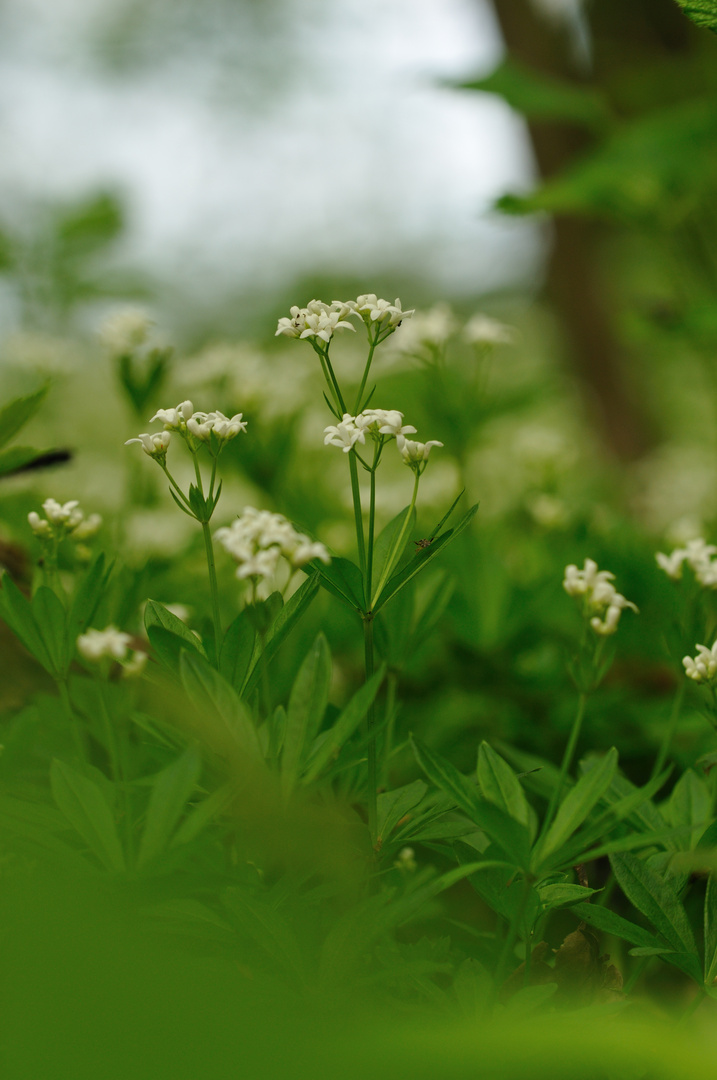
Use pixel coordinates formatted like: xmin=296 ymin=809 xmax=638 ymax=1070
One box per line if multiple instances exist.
xmin=299 ymin=309 xmax=355 ymax=343
xmin=656 ymin=549 xmax=687 ymax=580
xmin=683 ymin=643 xmax=717 ymax=684
xmin=324 ymin=414 xmax=366 ymax=453
xmin=394 ymin=847 xmax=417 ymax=872
xmin=462 ymin=313 xmax=518 ymax=346
xmin=125 ymin=431 xmax=171 ymax=458
xmin=27 ymin=512 xmax=52 ymax=538
xmin=355 ymin=295 xmax=414 ymax=328
xmin=563 ymin=558 xmax=637 ymax=636
xmin=389 ymin=304 xmax=456 ymax=352
xmin=42 ymin=498 xmax=83 ymax=528
xmin=276 ymin=300 xmax=355 ymax=342
xmin=99 ymin=308 xmax=152 ymax=355
xmin=186 ymin=412 xmax=213 ymax=441
xmin=396 ymin=435 xmax=443 ymax=470
xmin=150 ymin=401 xmax=194 ymax=431
xmin=215 ymin=506 xmax=331 ymax=589
xmin=209 ymin=411 xmax=247 ymax=440
xmin=356 ymin=409 xmax=417 ymax=438
xmin=71 ymin=513 xmax=103 ymax=541
xmin=77 ymin=626 xmax=132 ymax=662
xmin=655 ymin=537 xmax=717 ymax=588
xmin=290 ymin=541 xmax=331 ymax=568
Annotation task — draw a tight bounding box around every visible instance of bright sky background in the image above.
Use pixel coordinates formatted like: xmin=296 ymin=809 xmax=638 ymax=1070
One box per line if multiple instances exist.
xmin=0 ymin=0 xmax=541 ymax=323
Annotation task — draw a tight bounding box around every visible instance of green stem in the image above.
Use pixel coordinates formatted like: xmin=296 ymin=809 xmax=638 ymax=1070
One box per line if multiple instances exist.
xmin=161 ymin=465 xmax=193 ymax=510
xmin=201 ymin=521 xmax=222 ymax=664
xmin=382 ymin=670 xmax=399 ymax=788
xmin=651 ymin=679 xmax=686 ymax=781
xmin=348 ymin=452 xmax=367 ymax=579
xmin=622 ymin=954 xmax=650 ymax=995
xmin=98 ymin=684 xmax=134 ymax=868
xmin=353 ymin=337 xmax=378 ymax=413
xmin=538 ymin=691 xmax=588 ymax=850
xmin=364 ymin=615 xmax=378 ymax=843
xmin=494 ymin=877 xmax=532 ymax=991
xmin=371 ymin=471 xmax=419 ymax=609
xmin=58 ymin=677 xmax=84 ymax=760
xmin=366 ymin=463 xmax=377 ymax=607
xmin=676 ymin=987 xmax=705 ymax=1027
xmin=323 ymin=350 xmax=346 ymax=414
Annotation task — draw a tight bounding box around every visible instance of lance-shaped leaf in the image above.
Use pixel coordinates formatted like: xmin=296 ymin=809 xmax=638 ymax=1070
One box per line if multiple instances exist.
xmin=66 ymin=554 xmax=112 ymax=658
xmin=301 ymin=665 xmax=385 ymax=784
xmin=242 ymin=574 xmax=319 ymax=698
xmin=180 ymin=651 xmax=262 ymax=760
xmin=0 ymin=573 xmax=53 ymax=673
xmin=373 ymin=503 xmax=479 ymax=613
xmin=50 ymin=758 xmax=125 ymax=872
xmin=536 ymin=748 xmax=618 ymax=866
xmin=370 ymin=504 xmax=415 ymax=608
xmin=219 ymin=608 xmax=256 ymax=693
xmin=610 ymin=852 xmax=698 ymax=956
xmin=478 ymin=741 xmax=532 ymax=834
xmin=281 ymin=634 xmax=331 ymax=794
xmin=309 ymin=557 xmax=365 ymax=613
xmin=375 ymin=779 xmax=428 ymax=849
xmin=704 ymin=876 xmax=717 ymax=984
xmin=411 ymin=735 xmax=531 ymax=867
xmin=137 ymin=744 xmax=202 ymax=869
xmin=32 ymin=585 xmax=69 ymax=678
xmin=145 ymin=599 xmax=206 ymax=667
xmin=674 ymin=0 xmax=717 ymax=33
xmin=0 ymin=385 xmax=48 ymax=450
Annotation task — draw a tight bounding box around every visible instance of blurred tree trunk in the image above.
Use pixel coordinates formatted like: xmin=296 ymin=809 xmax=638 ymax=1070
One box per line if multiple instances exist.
xmin=490 ymin=0 xmax=693 ymax=461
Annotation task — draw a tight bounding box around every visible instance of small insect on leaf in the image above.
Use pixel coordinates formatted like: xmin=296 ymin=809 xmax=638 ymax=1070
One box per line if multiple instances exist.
xmin=414 ymin=537 xmax=434 ymax=550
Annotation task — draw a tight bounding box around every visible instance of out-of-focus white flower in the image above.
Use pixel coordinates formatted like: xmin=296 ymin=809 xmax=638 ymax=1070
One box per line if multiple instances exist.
xmin=526 ymin=493 xmax=568 ymax=529
xmin=356 ymin=409 xmax=417 ymax=438
xmin=70 ymin=513 xmax=103 ymax=541
xmin=77 ymin=626 xmax=132 ymax=661
xmin=394 ymin=847 xmax=417 ymax=872
xmin=100 ymin=309 xmax=152 ymax=356
xmin=462 ymin=313 xmax=518 ymax=346
xmin=125 ymin=431 xmax=171 ymax=459
xmin=215 ymin=506 xmax=330 ymax=591
xmin=151 ymin=401 xmax=194 ymax=431
xmin=324 ymin=414 xmax=366 ymax=453
xmin=683 ymin=642 xmax=717 ymax=684
xmin=396 ymin=435 xmax=443 ymax=471
xmin=389 ymin=303 xmax=456 ymax=353
xmin=563 ymin=558 xmax=637 ymax=636
xmin=29 ymin=498 xmax=92 ymax=540
xmin=656 ymin=537 xmax=717 ymax=587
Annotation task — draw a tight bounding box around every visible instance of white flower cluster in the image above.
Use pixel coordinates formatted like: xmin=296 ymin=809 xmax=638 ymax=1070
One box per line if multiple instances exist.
xmin=77 ymin=626 xmax=146 ymax=675
xmin=215 ymin=507 xmax=330 ymax=587
xmin=28 ymin=499 xmax=102 ymax=542
xmin=563 ymin=558 xmax=638 ymax=636
xmin=656 ymin=538 xmax=717 ymax=587
xmin=323 ymin=408 xmax=442 ymax=471
xmin=388 ymin=305 xmax=517 ymax=354
xmin=276 ymin=295 xmax=413 ymax=342
xmin=683 ymin=642 xmax=717 ymax=684
xmin=126 ymin=400 xmax=247 ymax=458
xmin=463 ymin=313 xmax=518 ymax=347
xmin=99 ymin=308 xmax=152 ymax=357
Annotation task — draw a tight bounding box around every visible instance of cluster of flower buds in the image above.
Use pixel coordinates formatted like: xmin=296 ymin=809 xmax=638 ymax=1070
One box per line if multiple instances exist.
xmin=215 ymin=507 xmax=330 ymax=589
xmin=126 ymin=400 xmax=247 ymax=459
xmin=28 ymin=498 xmax=102 ymax=543
xmin=656 ymin=538 xmax=717 ymax=587
xmin=563 ymin=558 xmax=638 ymax=636
xmin=276 ymin=295 xmax=414 ymax=343
xmin=99 ymin=308 xmax=153 ymax=358
xmin=683 ymin=642 xmax=717 ymax=684
xmin=323 ymin=408 xmax=442 ymax=473
xmin=76 ymin=626 xmax=146 ymax=676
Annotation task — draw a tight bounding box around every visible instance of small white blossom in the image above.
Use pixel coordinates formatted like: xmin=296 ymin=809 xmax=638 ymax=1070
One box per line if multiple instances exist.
xmin=389 ymin=304 xmax=456 ymax=353
xmin=29 ymin=498 xmax=91 ymax=540
xmin=563 ymin=558 xmax=637 ymax=636
xmin=656 ymin=537 xmax=717 ymax=588
xmin=215 ymin=507 xmax=330 ymax=591
xmin=100 ymin=308 xmax=152 ymax=356
xmin=71 ymin=513 xmax=103 ymax=541
xmin=683 ymin=642 xmax=717 ymax=684
xmin=394 ymin=847 xmax=417 ymax=872
xmin=27 ymin=512 xmax=52 ymax=538
xmin=150 ymin=401 xmax=194 ymax=431
xmin=462 ymin=313 xmax=518 ymax=346
xmin=396 ymin=435 xmax=443 ymax=471
xmin=77 ymin=626 xmax=132 ymax=662
xmin=125 ymin=431 xmax=171 ymax=459
xmin=354 ymin=295 xmax=414 ymax=328
xmin=276 ymin=300 xmax=355 ymax=342
xmin=656 ymin=549 xmax=688 ymax=580
xmin=324 ymin=414 xmax=367 ymax=453
xmin=356 ymin=409 xmax=417 ymax=438
xmin=42 ymin=499 xmax=83 ymax=528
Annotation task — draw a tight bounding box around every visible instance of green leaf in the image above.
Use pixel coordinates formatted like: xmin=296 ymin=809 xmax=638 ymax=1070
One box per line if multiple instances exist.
xmin=32 ymin=585 xmax=68 ymax=678
xmin=705 ymin=876 xmax=717 ymax=984
xmin=375 ymin=779 xmax=428 ymax=848
xmin=170 ymin=782 xmax=236 ymax=849
xmin=570 ymin=901 xmax=670 ymax=951
xmin=537 ymin=883 xmax=599 ymax=910
xmin=136 ymin=745 xmax=202 ymax=869
xmin=455 ymin=58 xmax=610 ymax=128
xmin=0 ymin=445 xmax=49 ymax=478
xmin=219 ymin=609 xmax=256 ymax=692
xmin=373 ymin=503 xmax=479 ymax=613
xmin=667 ymin=769 xmax=712 ymax=851
xmin=537 ymin=748 xmax=618 ymax=864
xmin=370 ymin=504 xmax=416 ymax=607
xmin=301 ymin=666 xmax=386 ymax=785
xmin=610 ymin=852 xmax=697 ymax=956
xmin=0 ymin=574 xmax=53 ymax=673
xmin=478 ymin=741 xmax=532 ymax=834
xmin=674 ymin=0 xmax=717 ymax=32
xmin=310 ymin=557 xmax=365 ymax=612
xmin=145 ymin=600 xmax=206 ymax=660
xmin=242 ymin=574 xmax=319 ymax=698
xmin=179 ymin=651 xmax=262 ymax=760
xmin=281 ymin=634 xmax=332 ymax=793
xmin=411 ymin=735 xmax=531 ymax=867
xmin=67 ymin=554 xmax=112 ymax=657
xmin=50 ymin=758 xmax=125 ymax=872
xmin=0 ymin=385 xmax=48 ymax=450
